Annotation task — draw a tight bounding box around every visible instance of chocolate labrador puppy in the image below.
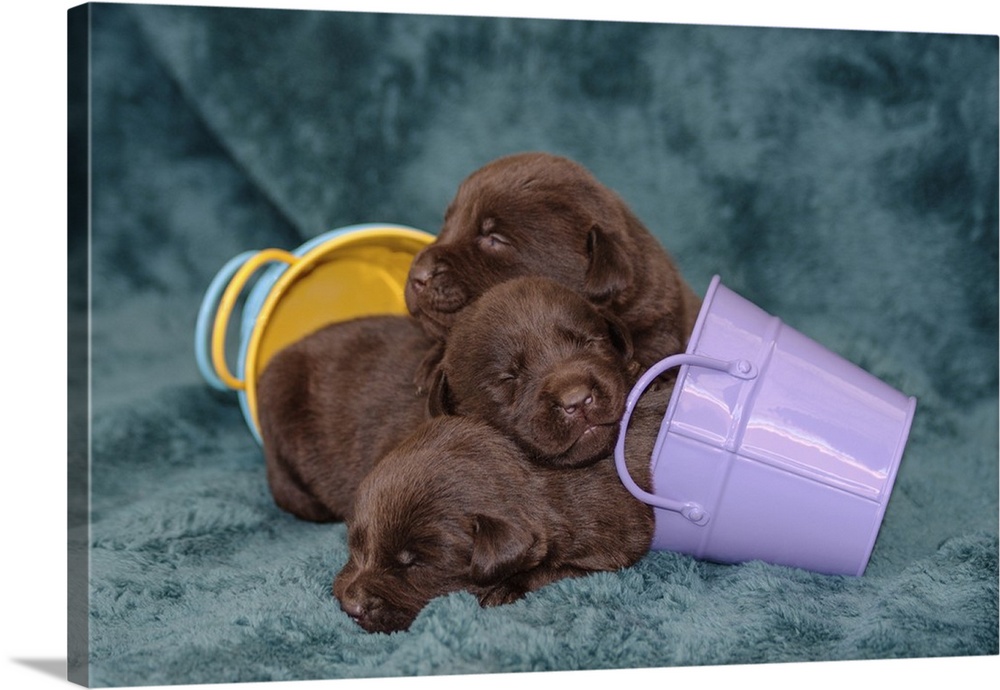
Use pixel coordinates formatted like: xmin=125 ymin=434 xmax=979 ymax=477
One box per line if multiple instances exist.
xmin=333 ymin=386 xmax=671 ymax=634
xmin=257 ymin=275 xmax=633 ymax=519
xmin=256 ymin=315 xmax=438 ymax=523
xmin=405 ymin=152 xmax=701 ymax=373
xmin=429 ymin=276 xmax=640 ymax=468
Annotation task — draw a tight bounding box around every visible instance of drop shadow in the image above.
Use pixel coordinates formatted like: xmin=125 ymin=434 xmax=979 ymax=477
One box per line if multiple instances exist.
xmin=11 ymin=658 xmax=67 ymax=681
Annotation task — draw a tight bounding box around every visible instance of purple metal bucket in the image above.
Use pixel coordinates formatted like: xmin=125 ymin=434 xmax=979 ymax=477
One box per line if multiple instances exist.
xmin=615 ymin=275 xmax=916 ymax=576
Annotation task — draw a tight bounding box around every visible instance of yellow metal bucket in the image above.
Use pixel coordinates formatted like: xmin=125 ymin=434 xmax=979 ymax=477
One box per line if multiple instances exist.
xmin=194 ymin=224 xmax=434 ymax=442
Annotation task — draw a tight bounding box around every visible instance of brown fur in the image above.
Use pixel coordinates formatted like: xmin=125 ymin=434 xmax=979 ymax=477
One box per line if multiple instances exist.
xmin=405 ymin=151 xmax=701 ymax=377
xmin=256 ymin=315 xmax=438 ymax=522
xmin=429 ymin=276 xmax=640 ymax=468
xmin=333 ymin=386 xmax=672 ymax=634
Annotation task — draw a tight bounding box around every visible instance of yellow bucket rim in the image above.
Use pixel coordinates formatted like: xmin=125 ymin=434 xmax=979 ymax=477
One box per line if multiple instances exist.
xmin=208 ymin=225 xmax=434 ymax=439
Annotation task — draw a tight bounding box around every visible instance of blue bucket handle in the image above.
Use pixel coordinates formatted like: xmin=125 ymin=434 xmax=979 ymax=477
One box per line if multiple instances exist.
xmin=193 ymin=250 xmax=257 ymax=391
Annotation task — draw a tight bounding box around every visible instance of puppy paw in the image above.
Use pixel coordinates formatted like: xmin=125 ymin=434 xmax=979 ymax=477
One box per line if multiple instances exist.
xmin=477 ymin=583 xmax=528 ymax=607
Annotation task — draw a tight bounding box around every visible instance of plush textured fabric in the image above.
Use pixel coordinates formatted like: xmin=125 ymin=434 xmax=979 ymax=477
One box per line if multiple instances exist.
xmin=69 ymin=3 xmax=998 ymax=686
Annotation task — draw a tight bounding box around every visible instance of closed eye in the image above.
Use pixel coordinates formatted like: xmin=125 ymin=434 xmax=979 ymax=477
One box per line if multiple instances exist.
xmin=477 ymin=217 xmax=511 ymax=251
xmin=497 ymin=352 xmax=525 ymax=385
xmin=478 ymin=232 xmax=510 ymax=251
xmin=494 ymin=368 xmax=522 ymax=404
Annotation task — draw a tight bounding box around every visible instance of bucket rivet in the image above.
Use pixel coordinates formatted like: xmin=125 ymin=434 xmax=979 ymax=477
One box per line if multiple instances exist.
xmin=737 ymin=360 xmax=752 ymax=374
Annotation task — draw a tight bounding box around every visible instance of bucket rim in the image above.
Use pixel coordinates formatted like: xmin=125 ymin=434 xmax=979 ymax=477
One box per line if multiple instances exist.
xmin=238 ymin=224 xmax=435 ymax=442
xmin=854 ymin=393 xmax=917 ymax=575
xmin=685 ymin=274 xmax=723 ymax=357
xmin=649 ymin=274 xmax=723 ymax=474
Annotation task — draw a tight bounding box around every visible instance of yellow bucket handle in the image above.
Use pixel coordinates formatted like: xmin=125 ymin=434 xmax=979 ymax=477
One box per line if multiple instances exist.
xmin=211 ymin=248 xmax=298 ymax=390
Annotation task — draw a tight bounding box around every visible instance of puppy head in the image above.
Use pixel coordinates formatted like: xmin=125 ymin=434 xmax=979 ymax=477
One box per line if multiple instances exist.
xmin=333 ymin=417 xmax=549 ymax=634
xmin=429 ymin=276 xmax=636 ymax=468
xmin=405 ymin=152 xmax=639 ymax=338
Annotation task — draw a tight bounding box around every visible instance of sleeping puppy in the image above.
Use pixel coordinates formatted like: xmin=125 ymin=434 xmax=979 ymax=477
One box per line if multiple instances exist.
xmin=429 ymin=276 xmax=640 ymax=469
xmin=256 ymin=315 xmax=438 ymax=523
xmin=405 ymin=151 xmax=701 ymax=373
xmin=333 ymin=386 xmax=671 ymax=634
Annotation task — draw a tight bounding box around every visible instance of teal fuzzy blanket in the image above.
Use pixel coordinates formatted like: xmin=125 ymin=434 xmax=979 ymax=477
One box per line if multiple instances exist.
xmin=68 ymin=3 xmax=998 ymax=686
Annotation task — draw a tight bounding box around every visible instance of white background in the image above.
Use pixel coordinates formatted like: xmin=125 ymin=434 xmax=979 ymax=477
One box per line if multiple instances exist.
xmin=2 ymin=2 xmax=997 ymax=689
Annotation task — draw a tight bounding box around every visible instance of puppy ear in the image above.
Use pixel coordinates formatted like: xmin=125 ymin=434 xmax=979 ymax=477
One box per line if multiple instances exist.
xmin=584 ymin=224 xmax=633 ymax=306
xmin=414 ymin=341 xmax=446 ymax=394
xmin=603 ymin=310 xmax=634 ymax=362
xmin=469 ymin=514 xmax=546 ymax=584
xmin=426 ymin=368 xmax=455 ymax=417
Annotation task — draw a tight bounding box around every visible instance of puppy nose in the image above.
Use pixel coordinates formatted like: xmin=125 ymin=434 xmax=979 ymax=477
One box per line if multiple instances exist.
xmin=340 ymin=598 xmax=366 ymax=621
xmin=408 ymin=263 xmax=434 ymax=293
xmin=558 ymin=383 xmax=594 ymax=416
xmin=339 ymin=586 xmax=381 ymax=622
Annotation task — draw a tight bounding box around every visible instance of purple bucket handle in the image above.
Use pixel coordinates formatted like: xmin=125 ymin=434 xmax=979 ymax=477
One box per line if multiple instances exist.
xmin=614 ymin=353 xmax=758 ymax=526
